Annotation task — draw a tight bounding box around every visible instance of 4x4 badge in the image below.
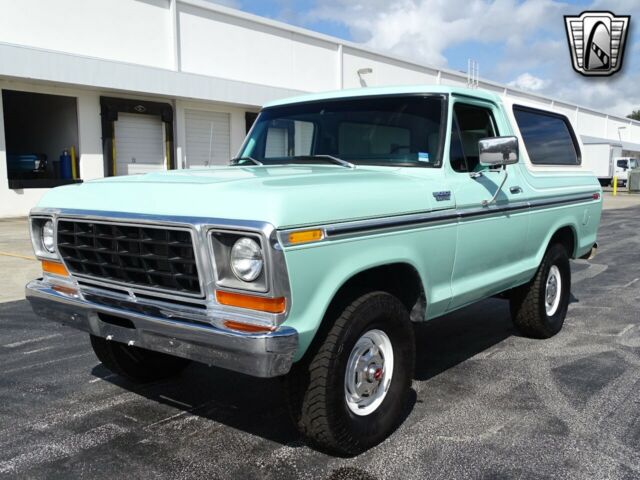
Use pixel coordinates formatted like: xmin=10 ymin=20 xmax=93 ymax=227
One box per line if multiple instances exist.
xmin=432 ymin=191 xmax=451 ymax=202
xmin=564 ymin=11 xmax=630 ymax=77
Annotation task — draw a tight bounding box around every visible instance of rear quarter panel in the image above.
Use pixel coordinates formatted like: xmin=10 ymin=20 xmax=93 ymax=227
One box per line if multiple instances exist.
xmin=501 ymin=97 xmax=603 ymax=276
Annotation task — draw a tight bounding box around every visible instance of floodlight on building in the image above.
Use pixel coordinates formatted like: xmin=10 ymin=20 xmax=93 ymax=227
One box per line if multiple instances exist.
xmin=357 ymin=68 xmax=373 ymax=87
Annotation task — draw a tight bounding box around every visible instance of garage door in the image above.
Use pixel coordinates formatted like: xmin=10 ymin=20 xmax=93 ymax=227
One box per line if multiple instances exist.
xmin=185 ymin=109 xmax=230 ymax=168
xmin=114 ymin=113 xmax=166 ymax=176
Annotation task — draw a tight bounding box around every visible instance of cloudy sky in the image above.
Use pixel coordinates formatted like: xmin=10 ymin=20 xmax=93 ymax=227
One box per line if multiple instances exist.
xmin=209 ymin=0 xmax=639 ymax=117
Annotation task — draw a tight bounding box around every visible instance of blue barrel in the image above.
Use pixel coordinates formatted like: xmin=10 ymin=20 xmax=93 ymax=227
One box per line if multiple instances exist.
xmin=60 ymin=150 xmax=72 ymax=179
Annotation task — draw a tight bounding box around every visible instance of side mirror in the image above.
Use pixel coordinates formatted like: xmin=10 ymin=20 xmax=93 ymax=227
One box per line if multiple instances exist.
xmin=479 ymin=136 xmax=519 ymax=167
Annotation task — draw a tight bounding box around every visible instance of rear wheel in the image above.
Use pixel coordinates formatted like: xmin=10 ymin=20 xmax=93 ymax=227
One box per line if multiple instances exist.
xmin=284 ymin=291 xmax=415 ymax=456
xmin=90 ymin=335 xmax=191 ymax=382
xmin=510 ymin=243 xmax=571 ymax=338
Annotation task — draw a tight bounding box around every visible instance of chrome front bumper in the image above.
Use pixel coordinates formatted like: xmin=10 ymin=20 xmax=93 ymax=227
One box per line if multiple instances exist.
xmin=25 ymin=279 xmax=298 ymax=378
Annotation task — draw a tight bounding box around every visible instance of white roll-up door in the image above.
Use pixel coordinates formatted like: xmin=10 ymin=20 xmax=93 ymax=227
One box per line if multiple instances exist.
xmin=265 ymin=127 xmax=287 ymax=157
xmin=114 ymin=113 xmax=166 ymax=176
xmin=184 ymin=109 xmax=230 ymax=168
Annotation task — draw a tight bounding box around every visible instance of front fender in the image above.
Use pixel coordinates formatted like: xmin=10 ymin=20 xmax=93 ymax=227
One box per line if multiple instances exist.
xmin=281 ymin=225 xmax=456 ymax=361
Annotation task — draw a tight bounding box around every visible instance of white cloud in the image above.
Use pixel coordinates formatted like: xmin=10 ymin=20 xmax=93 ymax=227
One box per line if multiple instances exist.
xmin=508 ymin=73 xmax=549 ymax=91
xmin=305 ymin=0 xmax=640 ymax=117
xmin=308 ymin=0 xmax=563 ymax=67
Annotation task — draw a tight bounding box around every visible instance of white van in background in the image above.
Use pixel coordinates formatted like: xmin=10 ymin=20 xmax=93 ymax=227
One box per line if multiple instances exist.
xmin=582 ymin=142 xmax=622 ymax=186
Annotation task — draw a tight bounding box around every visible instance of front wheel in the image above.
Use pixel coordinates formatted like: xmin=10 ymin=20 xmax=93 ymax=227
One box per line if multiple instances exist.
xmin=510 ymin=243 xmax=571 ymax=338
xmin=284 ymin=291 xmax=415 ymax=456
xmin=90 ymin=335 xmax=191 ymax=382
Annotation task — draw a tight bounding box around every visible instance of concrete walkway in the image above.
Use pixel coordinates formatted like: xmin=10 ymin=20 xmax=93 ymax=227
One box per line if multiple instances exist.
xmin=0 ymin=218 xmax=40 ymax=303
xmin=602 ymin=190 xmax=640 ymax=210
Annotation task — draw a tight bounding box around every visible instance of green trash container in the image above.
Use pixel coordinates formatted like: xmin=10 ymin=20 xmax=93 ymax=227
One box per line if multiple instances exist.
xmin=629 ymin=169 xmax=640 ymax=192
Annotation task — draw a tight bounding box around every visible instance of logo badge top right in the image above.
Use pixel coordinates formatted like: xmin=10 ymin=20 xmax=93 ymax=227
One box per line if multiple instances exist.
xmin=565 ymin=11 xmax=631 ymax=77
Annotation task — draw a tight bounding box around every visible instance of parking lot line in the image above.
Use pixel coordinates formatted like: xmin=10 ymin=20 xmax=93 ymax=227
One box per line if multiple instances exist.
xmin=0 ymin=251 xmax=36 ymax=261
xmin=2 ymin=333 xmax=62 ymax=349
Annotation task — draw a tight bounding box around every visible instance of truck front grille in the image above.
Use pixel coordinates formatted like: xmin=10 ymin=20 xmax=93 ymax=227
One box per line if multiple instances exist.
xmin=56 ymin=220 xmax=202 ymax=296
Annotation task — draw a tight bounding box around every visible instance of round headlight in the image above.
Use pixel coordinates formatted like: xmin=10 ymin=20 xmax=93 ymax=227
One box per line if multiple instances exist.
xmin=42 ymin=220 xmax=55 ymax=253
xmin=230 ymin=237 xmax=263 ymax=282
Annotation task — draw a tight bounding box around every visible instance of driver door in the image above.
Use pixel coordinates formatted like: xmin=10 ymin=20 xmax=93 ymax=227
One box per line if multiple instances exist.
xmin=447 ymin=99 xmax=530 ymax=310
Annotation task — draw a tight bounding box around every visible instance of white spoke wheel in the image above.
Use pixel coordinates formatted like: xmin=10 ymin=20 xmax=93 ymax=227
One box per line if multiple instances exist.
xmin=284 ymin=291 xmax=415 ymax=456
xmin=545 ymin=265 xmax=562 ymax=316
xmin=510 ymin=243 xmax=571 ymax=339
xmin=344 ymin=329 xmax=394 ymax=416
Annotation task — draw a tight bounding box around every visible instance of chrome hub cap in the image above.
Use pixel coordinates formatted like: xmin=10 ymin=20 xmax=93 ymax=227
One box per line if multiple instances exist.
xmin=345 ymin=329 xmax=394 ymax=416
xmin=545 ymin=265 xmax=562 ymax=316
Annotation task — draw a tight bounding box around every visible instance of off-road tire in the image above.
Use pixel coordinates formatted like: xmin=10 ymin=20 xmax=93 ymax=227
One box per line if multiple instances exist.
xmin=90 ymin=335 xmax=191 ymax=382
xmin=510 ymin=243 xmax=571 ymax=338
xmin=284 ymin=291 xmax=415 ymax=456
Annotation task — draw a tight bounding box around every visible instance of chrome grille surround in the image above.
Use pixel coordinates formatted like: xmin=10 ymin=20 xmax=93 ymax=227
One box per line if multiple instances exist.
xmin=57 ymin=219 xmax=203 ymax=297
xmin=29 ymin=208 xmax=291 ymax=329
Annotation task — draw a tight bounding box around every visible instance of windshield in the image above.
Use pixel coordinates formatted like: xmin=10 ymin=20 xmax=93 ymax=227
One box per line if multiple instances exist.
xmin=238 ymin=95 xmax=445 ymax=167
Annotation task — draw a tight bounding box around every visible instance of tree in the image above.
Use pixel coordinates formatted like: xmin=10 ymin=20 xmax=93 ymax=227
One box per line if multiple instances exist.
xmin=627 ymin=110 xmax=640 ymax=121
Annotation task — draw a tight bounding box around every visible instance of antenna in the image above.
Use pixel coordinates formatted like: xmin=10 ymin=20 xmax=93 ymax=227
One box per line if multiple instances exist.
xmin=467 ymin=59 xmax=479 ymax=88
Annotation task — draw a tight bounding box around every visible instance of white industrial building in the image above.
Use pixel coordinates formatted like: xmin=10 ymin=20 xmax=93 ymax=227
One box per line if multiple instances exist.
xmin=1 ymin=0 xmax=639 ymax=218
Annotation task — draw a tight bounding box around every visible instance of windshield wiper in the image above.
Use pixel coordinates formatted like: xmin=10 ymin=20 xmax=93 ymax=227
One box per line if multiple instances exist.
xmin=292 ymin=155 xmax=356 ymax=169
xmin=230 ymin=156 xmax=263 ymax=166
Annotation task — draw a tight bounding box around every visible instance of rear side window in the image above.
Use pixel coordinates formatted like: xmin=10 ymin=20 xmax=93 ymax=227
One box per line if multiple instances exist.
xmin=513 ymin=106 xmax=580 ymax=165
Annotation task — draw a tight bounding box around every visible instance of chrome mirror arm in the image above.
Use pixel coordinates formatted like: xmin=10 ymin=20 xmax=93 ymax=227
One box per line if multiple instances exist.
xmin=481 ymin=166 xmax=508 ymax=207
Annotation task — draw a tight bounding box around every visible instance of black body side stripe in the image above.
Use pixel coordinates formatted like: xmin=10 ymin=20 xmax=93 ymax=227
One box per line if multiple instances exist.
xmin=325 ymin=193 xmax=597 ymax=237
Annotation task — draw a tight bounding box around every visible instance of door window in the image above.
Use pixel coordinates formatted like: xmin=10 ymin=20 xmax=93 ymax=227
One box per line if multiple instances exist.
xmin=450 ymin=103 xmax=497 ymax=173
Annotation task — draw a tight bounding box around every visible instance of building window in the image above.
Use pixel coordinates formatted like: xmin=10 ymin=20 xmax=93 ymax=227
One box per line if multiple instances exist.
xmin=2 ymin=90 xmax=81 ymax=189
xmin=513 ymin=105 xmax=581 ymax=165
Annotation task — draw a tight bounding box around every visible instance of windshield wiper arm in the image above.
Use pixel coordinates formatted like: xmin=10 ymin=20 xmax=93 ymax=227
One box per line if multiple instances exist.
xmin=230 ymin=156 xmax=263 ymax=166
xmin=294 ymin=155 xmax=356 ymax=169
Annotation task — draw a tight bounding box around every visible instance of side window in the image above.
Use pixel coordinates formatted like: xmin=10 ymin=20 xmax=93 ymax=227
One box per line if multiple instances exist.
xmin=449 ymin=115 xmax=468 ymax=172
xmin=451 ymin=103 xmax=497 ymax=172
xmin=513 ymin=106 xmax=580 ymax=165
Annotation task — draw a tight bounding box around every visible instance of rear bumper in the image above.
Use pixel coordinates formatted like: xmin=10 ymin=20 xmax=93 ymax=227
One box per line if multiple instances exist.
xmin=25 ymin=279 xmax=298 ymax=378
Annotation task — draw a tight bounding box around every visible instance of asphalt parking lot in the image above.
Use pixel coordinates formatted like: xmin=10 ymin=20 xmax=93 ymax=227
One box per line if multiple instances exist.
xmin=1 ymin=203 xmax=639 ymax=479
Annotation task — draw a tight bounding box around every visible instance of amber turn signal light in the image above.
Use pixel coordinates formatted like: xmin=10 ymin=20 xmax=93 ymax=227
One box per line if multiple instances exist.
xmin=216 ymin=290 xmax=286 ymax=314
xmin=288 ymin=229 xmax=324 ymax=245
xmin=42 ymin=260 xmax=69 ymax=277
xmin=223 ymin=320 xmax=275 ymax=333
xmin=52 ymin=285 xmax=78 ymax=295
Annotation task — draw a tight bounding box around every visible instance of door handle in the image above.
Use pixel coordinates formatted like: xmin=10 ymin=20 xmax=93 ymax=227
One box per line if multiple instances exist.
xmin=510 ymin=186 xmax=523 ymax=194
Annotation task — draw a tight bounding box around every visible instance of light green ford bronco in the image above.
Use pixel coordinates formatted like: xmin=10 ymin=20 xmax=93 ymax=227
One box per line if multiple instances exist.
xmin=26 ymin=86 xmax=602 ymax=455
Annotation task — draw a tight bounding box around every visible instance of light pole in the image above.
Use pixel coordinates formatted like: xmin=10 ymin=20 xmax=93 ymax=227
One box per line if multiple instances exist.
xmin=618 ymin=126 xmax=626 ymax=141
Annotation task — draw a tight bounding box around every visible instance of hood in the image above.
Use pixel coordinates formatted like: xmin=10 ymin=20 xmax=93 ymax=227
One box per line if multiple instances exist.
xmin=37 ymin=165 xmax=440 ymax=228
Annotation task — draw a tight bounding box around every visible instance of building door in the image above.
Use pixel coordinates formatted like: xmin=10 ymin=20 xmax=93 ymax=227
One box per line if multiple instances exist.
xmin=184 ymin=109 xmax=230 ymax=167
xmin=114 ymin=113 xmax=166 ymax=175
